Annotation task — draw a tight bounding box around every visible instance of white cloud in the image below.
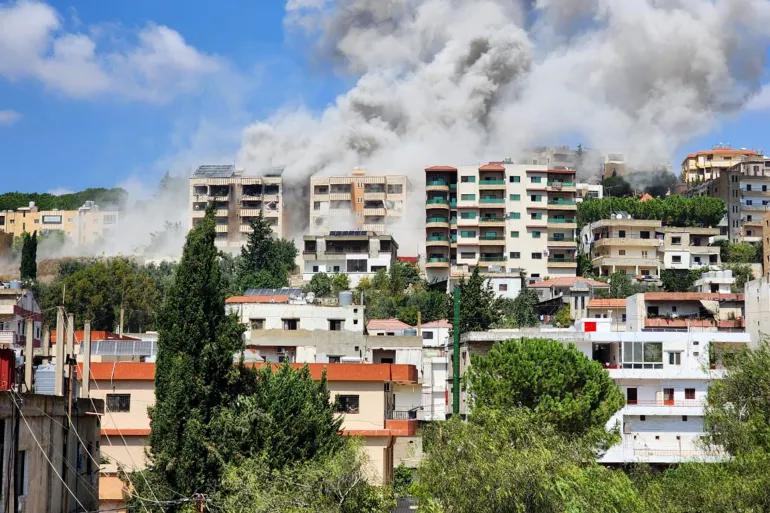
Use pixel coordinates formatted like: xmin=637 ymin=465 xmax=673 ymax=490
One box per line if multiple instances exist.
xmin=0 ymin=109 xmax=21 ymax=125
xmin=747 ymin=84 xmax=770 ymax=111
xmin=0 ymin=0 xmax=222 ymax=102
xmin=47 ymin=187 xmax=74 ymax=195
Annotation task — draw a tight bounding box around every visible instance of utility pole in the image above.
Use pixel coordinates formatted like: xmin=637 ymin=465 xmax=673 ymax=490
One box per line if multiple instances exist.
xmin=452 ymin=286 xmax=460 ymax=416
xmin=54 ymin=307 xmax=65 ymax=396
xmin=119 ymin=305 xmax=125 ymax=338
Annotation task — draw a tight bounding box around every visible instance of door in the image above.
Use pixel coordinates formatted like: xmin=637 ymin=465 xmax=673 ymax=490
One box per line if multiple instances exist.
xmin=626 ymin=388 xmax=637 ymax=405
xmin=663 ymin=388 xmax=674 ymax=406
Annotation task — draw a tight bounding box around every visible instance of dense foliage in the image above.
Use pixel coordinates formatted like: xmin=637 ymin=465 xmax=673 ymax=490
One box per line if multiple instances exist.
xmin=357 ymin=262 xmax=447 ymax=325
xmin=236 ymin=213 xmax=298 ymax=291
xmin=19 ymin=232 xmax=37 ymax=281
xmin=660 ymin=269 xmax=705 ymax=292
xmin=724 ymin=263 xmax=754 ymax=292
xmin=306 ymin=272 xmax=350 ymax=297
xmin=495 ymin=286 xmax=539 ymax=328
xmin=577 ymin=195 xmax=725 ymax=228
xmin=450 ymin=267 xmax=499 ymax=333
xmin=467 ymin=338 xmax=624 ymax=435
xmin=0 ymin=187 xmax=127 ymax=211
xmin=717 ymin=241 xmax=762 ymax=263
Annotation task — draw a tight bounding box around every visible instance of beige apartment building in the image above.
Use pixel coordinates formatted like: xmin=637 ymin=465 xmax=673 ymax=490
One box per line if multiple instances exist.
xmin=309 ymin=169 xmax=408 ymax=234
xmin=190 ymin=164 xmax=284 ymax=249
xmin=681 ymin=146 xmax=759 ymax=183
xmin=687 ymin=155 xmax=770 ymax=242
xmin=0 ymin=200 xmax=119 ymax=245
xmin=580 ymin=217 xmax=663 ymax=279
xmin=424 ymin=163 xmax=577 ymax=297
xmin=658 ymin=227 xmax=721 ymax=270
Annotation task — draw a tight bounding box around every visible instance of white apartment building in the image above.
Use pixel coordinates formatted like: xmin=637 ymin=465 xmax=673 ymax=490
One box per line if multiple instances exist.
xmin=580 ymin=215 xmax=662 ymax=280
xmin=302 ymin=231 xmax=398 ymax=287
xmin=694 ymin=269 xmax=735 ymax=294
xmin=190 ymin=164 xmax=284 ymax=249
xmin=658 ymin=227 xmax=721 ymax=270
xmin=419 ymin=320 xmax=450 ymax=421
xmin=0 ymin=284 xmax=42 ymax=347
xmin=453 ymin=320 xmax=749 ymax=464
xmin=309 ymin=169 xmax=408 ymax=234
xmin=424 ymin=163 xmax=577 ymax=297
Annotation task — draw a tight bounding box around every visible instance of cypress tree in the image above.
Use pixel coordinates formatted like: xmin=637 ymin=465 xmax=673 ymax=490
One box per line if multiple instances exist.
xmin=29 ymin=232 xmax=37 ymax=280
xmin=236 ymin=212 xmax=297 ymax=291
xmin=19 ymin=232 xmax=37 ymax=281
xmin=147 ymin=209 xmax=245 ymax=500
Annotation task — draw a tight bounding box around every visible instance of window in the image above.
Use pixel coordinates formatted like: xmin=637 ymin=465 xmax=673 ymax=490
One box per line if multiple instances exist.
xmin=347 ymin=259 xmax=367 ymax=272
xmin=510 ymin=252 xmax=520 ymax=259
xmin=327 ymin=355 xmax=342 ymax=363
xmin=422 ymin=331 xmax=434 ymax=340
xmin=509 ymin=176 xmax=521 ymax=183
xmin=618 ymin=230 xmax=626 ymax=238
xmin=282 ymin=318 xmax=299 ymax=330
xmin=498 ymin=284 xmax=508 ymax=292
xmin=508 ymin=212 xmax=521 ymax=220
xmin=461 ymin=176 xmax=476 ymax=183
xmin=106 ymin=394 xmax=131 ymax=412
xmin=313 ymin=201 xmax=321 ymax=210
xmin=626 ymin=387 xmax=637 ymax=405
xmin=531 ymin=252 xmax=542 ymax=259
xmin=532 ymin=230 xmax=541 ymax=238
xmin=682 ymin=415 xmax=688 ymax=422
xmin=15 ymin=450 xmax=27 ymax=497
xmin=509 ymin=194 xmax=521 ymax=201
xmin=510 ymin=231 xmax=519 ymax=238
xmin=460 ymin=230 xmax=477 ymax=238
xmin=328 ymin=319 xmax=343 ymax=331
xmin=333 ymin=265 xmax=340 ymax=272
xmin=640 ymin=231 xmax=650 ymax=239
xmin=640 ymin=415 xmax=646 ymax=421
xmin=312 ymin=265 xmax=319 ymax=272
xmin=668 ymin=352 xmax=681 ymax=365
xmin=461 ymin=193 xmax=476 ymax=201
xmin=619 ymin=249 xmax=626 ymax=256
xmin=249 ymin=318 xmax=265 ymax=330
xmin=672 ymin=255 xmax=682 ymax=263
xmin=530 ymin=176 xmax=542 ymax=183
xmin=460 ymin=251 xmax=476 ymax=259
xmin=747 ymin=184 xmax=752 ymax=191
xmin=622 ymin=341 xmax=663 ymax=369
xmin=672 ymin=236 xmax=681 ymax=245
xmin=530 ymin=194 xmax=541 ymax=202
xmin=530 ymin=212 xmax=542 ymax=220
xmin=335 ymin=395 xmax=360 ymax=414
xmin=460 ymin=211 xmax=477 ymax=219
xmin=663 ymin=388 xmax=674 ymax=405
xmin=685 ymin=388 xmax=695 ymax=400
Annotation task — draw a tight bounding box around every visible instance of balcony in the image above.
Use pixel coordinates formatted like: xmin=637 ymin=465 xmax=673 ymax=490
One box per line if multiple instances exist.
xmin=547 ymin=181 xmax=575 ymax=189
xmin=0 ymin=330 xmax=17 ymax=346
xmin=426 ymin=235 xmax=450 ymax=247
xmin=426 ymin=257 xmax=449 ymax=268
xmin=479 ymin=197 xmax=505 ymax=204
xmin=426 ymin=197 xmax=449 ymax=207
xmin=426 ymin=216 xmax=449 ymax=228
xmin=478 ymin=216 xmax=506 ymax=226
xmin=594 ymin=237 xmax=662 ymax=248
xmin=547 ymin=218 xmax=576 ymax=228
xmin=547 ymin=239 xmax=577 ymax=248
xmin=478 ymin=236 xmax=506 ymax=246
xmin=385 ymin=411 xmax=418 ymax=436
xmin=479 ymin=254 xmax=506 ymax=262
xmin=548 ymin=257 xmax=577 ymax=268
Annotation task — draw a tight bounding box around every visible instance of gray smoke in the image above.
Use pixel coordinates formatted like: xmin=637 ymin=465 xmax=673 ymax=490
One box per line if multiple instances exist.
xmin=237 ymin=0 xmax=770 ymax=252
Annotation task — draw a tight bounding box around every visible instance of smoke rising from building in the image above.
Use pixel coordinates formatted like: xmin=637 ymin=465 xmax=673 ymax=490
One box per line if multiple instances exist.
xmin=236 ymin=0 xmax=770 ymax=251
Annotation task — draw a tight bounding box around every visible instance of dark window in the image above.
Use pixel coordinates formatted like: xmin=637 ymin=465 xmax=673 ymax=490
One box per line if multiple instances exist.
xmin=249 ymin=318 xmax=265 ymax=330
xmin=15 ymin=450 xmax=26 ymax=497
xmin=531 ymin=252 xmax=542 ymax=259
xmin=672 ymin=236 xmax=681 ymax=245
xmin=347 ymin=259 xmax=367 ymax=272
xmin=335 ymin=395 xmax=360 ymax=414
xmin=626 ymin=388 xmax=637 ymax=405
xmin=509 ymin=252 xmax=520 ymax=259
xmin=682 ymin=416 xmax=688 ymax=421
xmin=328 ymin=355 xmax=341 ymax=363
xmin=499 ymin=284 xmax=508 ymax=292
xmin=282 ymin=318 xmax=299 ymax=330
xmin=312 ymin=265 xmax=319 ymax=272
xmin=618 ymin=230 xmax=626 ymax=238
xmin=640 ymin=415 xmax=646 ymax=421
xmin=328 ymin=319 xmax=343 ymax=331
xmin=672 ymin=255 xmax=682 ymax=263
xmin=106 ymin=394 xmax=131 ymax=412
xmin=422 ymin=331 xmax=434 ymax=340
xmin=685 ymin=388 xmax=695 ymax=400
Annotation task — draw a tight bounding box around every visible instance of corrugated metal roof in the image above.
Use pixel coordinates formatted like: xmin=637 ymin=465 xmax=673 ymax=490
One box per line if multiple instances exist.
xmin=193 ymin=164 xmax=236 ymax=178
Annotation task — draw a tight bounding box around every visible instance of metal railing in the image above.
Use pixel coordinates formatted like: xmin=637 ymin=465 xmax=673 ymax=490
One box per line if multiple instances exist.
xmin=388 ymin=410 xmax=418 ymax=420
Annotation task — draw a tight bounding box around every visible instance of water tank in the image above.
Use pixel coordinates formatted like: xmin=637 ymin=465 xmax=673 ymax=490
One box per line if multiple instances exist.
xmin=8 ymin=280 xmax=21 ymax=289
xmin=35 ymin=363 xmax=56 ymax=395
xmin=339 ymin=291 xmax=353 ymax=306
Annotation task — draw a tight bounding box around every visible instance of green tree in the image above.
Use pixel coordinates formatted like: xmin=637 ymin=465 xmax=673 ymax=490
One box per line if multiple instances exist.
xmin=147 ymin=210 xmax=247 ymax=501
xmin=576 ymin=251 xmax=593 ymax=277
xmin=307 ymin=272 xmax=333 ymax=297
xmin=552 ymin=305 xmax=572 ymax=327
xmin=237 ymin=213 xmax=298 ymax=291
xmin=705 ymin=342 xmax=770 ymax=456
xmin=19 ymin=232 xmax=37 ymax=281
xmin=414 ymin=410 xmax=644 ymax=513
xmin=719 ymin=241 xmax=761 ymax=263
xmin=452 ymin=267 xmax=498 ymax=334
xmin=724 ymin=263 xmax=753 ymax=292
xmin=331 ymin=273 xmax=350 ymax=295
xmin=219 ymin=440 xmax=393 ymax=513
xmin=608 ymin=271 xmax=634 ymax=298
xmin=467 ymin=338 xmax=624 ymax=435
xmin=660 ymin=269 xmax=704 ymax=292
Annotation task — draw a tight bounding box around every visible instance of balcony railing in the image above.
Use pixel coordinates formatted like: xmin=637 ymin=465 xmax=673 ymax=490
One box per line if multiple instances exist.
xmin=479 ymin=216 xmax=506 ymax=223
xmin=426 ymin=217 xmax=449 ymax=223
xmin=427 ymin=180 xmax=448 ymax=186
xmin=548 ymin=257 xmax=577 ymax=263
xmin=479 ymin=255 xmax=505 ymax=262
xmin=625 ymin=399 xmax=704 ymax=407
xmin=427 ymin=235 xmax=449 ymax=241
xmin=480 ymin=197 xmax=505 ymax=203
xmin=548 ymin=218 xmax=576 ymax=224
xmin=426 ymin=198 xmax=449 ymax=205
xmin=427 ymin=256 xmax=449 ymax=263
xmin=548 ymin=181 xmax=575 ymax=187
xmin=548 ymin=199 xmax=576 ymax=205
xmin=449 ymin=183 xmax=457 ymax=191
xmin=479 ymin=179 xmax=505 ymax=185
xmin=387 ymin=409 xmax=418 ymax=420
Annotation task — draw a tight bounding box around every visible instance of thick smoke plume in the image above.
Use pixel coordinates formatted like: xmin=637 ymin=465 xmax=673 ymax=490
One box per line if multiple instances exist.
xmin=238 ymin=0 xmax=770 ymax=252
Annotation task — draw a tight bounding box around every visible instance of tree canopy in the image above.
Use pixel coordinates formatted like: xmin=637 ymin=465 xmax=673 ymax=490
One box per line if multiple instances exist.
xmin=236 ymin=213 xmax=298 ymax=291
xmin=450 ymin=267 xmax=499 ymax=334
xmin=467 ymin=338 xmax=624 ymax=436
xmin=577 ymin=195 xmax=725 ymax=228
xmin=19 ymin=232 xmax=37 ymax=281
xmin=0 ymin=187 xmax=127 ymax=211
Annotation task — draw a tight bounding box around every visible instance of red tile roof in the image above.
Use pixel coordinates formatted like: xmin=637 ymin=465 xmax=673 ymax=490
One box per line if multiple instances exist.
xmin=529 ymin=276 xmax=608 ymax=288
xmin=225 ymin=295 xmax=290 ymax=304
xmin=421 ymin=319 xmax=451 ymax=328
xmin=479 ymin=163 xmax=505 ymax=171
xmin=425 ymin=165 xmax=457 ymax=172
xmin=366 ymin=318 xmax=413 ymax=331
xmin=644 ymin=292 xmax=743 ymax=302
xmin=248 ymin=363 xmax=418 ymax=384
xmin=587 ymin=298 xmax=626 ymax=309
xmin=77 ymin=362 xmax=155 ymax=381
xmin=50 ymin=330 xmax=140 ymax=344
xmin=685 ymin=148 xmax=759 ymax=159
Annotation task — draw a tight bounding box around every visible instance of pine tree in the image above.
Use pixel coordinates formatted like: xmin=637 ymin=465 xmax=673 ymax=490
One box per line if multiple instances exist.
xmin=236 ymin=212 xmax=297 ymax=291
xmin=147 ymin=209 xmax=245 ymax=500
xmin=19 ymin=232 xmax=37 ymax=281
xmin=29 ymin=232 xmax=37 ymax=280
xmin=454 ymin=267 xmax=498 ymax=334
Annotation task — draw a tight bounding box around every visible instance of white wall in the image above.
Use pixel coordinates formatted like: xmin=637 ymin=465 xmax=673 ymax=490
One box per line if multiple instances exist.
xmin=229 ymin=302 xmax=365 ymax=333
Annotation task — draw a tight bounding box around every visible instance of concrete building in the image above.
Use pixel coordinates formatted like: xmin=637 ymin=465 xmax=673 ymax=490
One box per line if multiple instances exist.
xmin=694 ymin=269 xmax=735 ymax=294
xmin=746 ymin=276 xmax=770 ymax=346
xmin=424 ymin=163 xmax=577 ymax=296
xmin=302 ymin=231 xmax=398 ymax=287
xmin=686 ymin=155 xmax=770 ymax=242
xmin=309 ymin=169 xmax=408 ymax=234
xmin=575 ymin=183 xmax=603 ymax=203
xmin=450 ymin=322 xmax=748 ymax=464
xmin=764 ymin=213 xmax=770 ymax=277
xmin=681 ymin=146 xmax=760 ymax=183
xmin=530 ymin=276 xmax=609 ymax=320
xmin=190 ymin=164 xmax=284 ymax=249
xmin=602 ymin=153 xmax=628 ymax=179
xmin=658 ymin=226 xmax=721 ymax=270
xmin=625 ymin=292 xmax=744 ymax=332
xmin=0 ymin=285 xmax=41 ymax=347
xmin=418 ymin=320 xmax=450 ymax=422
xmin=580 ymin=216 xmax=663 ymax=280
xmin=586 ymin=298 xmax=627 ymax=331
xmin=0 ymin=201 xmax=119 ymax=245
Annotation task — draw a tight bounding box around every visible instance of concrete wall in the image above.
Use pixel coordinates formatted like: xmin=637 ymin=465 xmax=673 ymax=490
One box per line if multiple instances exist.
xmin=231 ymin=302 xmax=365 ymax=333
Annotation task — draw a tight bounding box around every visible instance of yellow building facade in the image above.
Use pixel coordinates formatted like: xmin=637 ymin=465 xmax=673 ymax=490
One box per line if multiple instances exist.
xmin=0 ymin=201 xmax=118 ymax=245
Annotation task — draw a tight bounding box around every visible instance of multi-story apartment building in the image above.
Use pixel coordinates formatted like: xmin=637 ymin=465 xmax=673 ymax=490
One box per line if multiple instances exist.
xmin=658 ymin=227 xmax=721 ymax=270
xmin=687 ymin=155 xmax=770 ymax=242
xmin=580 ymin=216 xmax=663 ymax=279
xmin=603 ymin=153 xmax=628 ymax=179
xmin=530 ymin=276 xmax=609 ymax=319
xmin=625 ymin=292 xmax=744 ymax=332
xmin=681 ymin=146 xmax=759 ymax=183
xmin=302 ymin=231 xmax=398 ymax=287
xmin=0 ymin=284 xmax=41 ymax=347
xmin=189 ymin=164 xmax=283 ymax=248
xmin=424 ymin=163 xmax=577 ymax=296
xmin=575 ymin=183 xmax=603 ymax=203
xmin=0 ymin=201 xmax=119 ymax=245
xmin=450 ymin=313 xmax=750 ymax=464
xmin=309 ymin=169 xmax=408 ymax=234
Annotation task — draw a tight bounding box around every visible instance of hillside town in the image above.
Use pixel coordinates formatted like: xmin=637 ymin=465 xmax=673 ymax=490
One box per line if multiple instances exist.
xmin=2 ymin=146 xmax=770 ymax=511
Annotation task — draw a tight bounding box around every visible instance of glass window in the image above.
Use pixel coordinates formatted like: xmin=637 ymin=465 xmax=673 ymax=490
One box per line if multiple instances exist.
xmin=508 ymin=212 xmax=521 ymax=220
xmin=510 ymin=194 xmax=521 ymax=201
xmin=510 ymin=231 xmax=519 ymax=238
xmin=530 ymin=176 xmax=542 ymax=183
xmin=509 ymin=252 xmax=520 ymax=259
xmin=106 ymin=394 xmax=131 ymax=412
xmin=460 ymin=230 xmax=476 ymax=238
xmin=509 ymin=176 xmax=521 ymax=183
xmin=461 ymin=194 xmax=476 ymax=200
xmin=335 ymin=395 xmax=360 ymax=414
xmin=461 ymin=176 xmax=476 ymax=183
xmin=460 ymin=211 xmax=477 ymax=219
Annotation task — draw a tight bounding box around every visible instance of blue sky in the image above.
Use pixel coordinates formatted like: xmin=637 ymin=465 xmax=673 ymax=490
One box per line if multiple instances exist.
xmin=0 ymin=1 xmax=768 ymax=194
